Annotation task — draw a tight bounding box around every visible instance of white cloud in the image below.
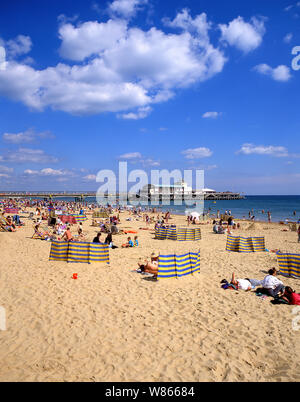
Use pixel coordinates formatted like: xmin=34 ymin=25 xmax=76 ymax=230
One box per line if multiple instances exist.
xmin=118 ymin=151 xmax=159 ymax=166
xmin=0 ymin=9 xmax=226 ymax=116
xmin=283 ymin=33 xmax=293 ymax=43
xmin=219 ymin=16 xmax=265 ymax=53
xmin=119 ymin=152 xmax=142 ymax=159
xmin=58 ymin=19 xmax=127 ymax=61
xmin=254 ymin=64 xmax=292 ymax=82
xmin=202 ymin=111 xmax=221 ymax=119
xmin=5 ymin=35 xmax=32 ymax=58
xmin=0 ymin=165 xmax=13 ymax=173
xmin=108 ymin=0 xmax=148 ymax=19
xmin=24 ymin=168 xmax=72 ymax=176
xmin=163 ymin=8 xmax=212 ymax=42
xmin=237 ymin=143 xmax=289 ymax=157
xmin=182 ymin=147 xmax=213 ymax=159
xmin=83 ymin=174 xmax=97 ymax=181
xmin=118 ymin=106 xmax=152 ymax=120
xmin=206 ymin=164 xmax=218 ymax=170
xmin=0 ymin=148 xmax=58 ymax=164
xmin=2 ymin=128 xmax=54 ymax=144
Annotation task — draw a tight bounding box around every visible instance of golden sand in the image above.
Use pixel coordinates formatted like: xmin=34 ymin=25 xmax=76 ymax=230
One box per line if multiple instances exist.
xmin=0 ymin=211 xmax=299 ymax=381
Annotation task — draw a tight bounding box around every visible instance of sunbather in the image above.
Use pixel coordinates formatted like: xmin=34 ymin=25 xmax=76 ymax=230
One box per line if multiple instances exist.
xmin=137 ymin=259 xmax=159 ymax=277
xmin=230 ymin=272 xmax=252 ymax=291
xmin=280 ymin=286 xmax=300 ymax=305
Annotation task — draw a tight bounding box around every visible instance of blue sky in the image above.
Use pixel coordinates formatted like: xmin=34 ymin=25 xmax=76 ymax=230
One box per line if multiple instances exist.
xmin=0 ymin=0 xmax=299 ymax=194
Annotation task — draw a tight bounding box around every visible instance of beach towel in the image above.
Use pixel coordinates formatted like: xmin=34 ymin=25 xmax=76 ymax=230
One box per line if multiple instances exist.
xmin=59 ymin=215 xmax=77 ymax=224
xmin=157 ymin=251 xmax=200 ymax=279
xmin=277 ymin=252 xmax=300 ymax=279
xmin=49 ymin=241 xmax=109 ymax=264
xmin=72 ymin=214 xmax=87 ymax=223
xmin=226 ymin=235 xmax=265 ymax=252
xmin=4 ymin=208 xmax=19 ymax=214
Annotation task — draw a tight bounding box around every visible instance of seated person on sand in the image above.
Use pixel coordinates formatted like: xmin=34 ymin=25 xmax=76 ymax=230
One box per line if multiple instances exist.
xmin=105 ymin=233 xmax=117 ymax=249
xmin=280 ymin=286 xmax=300 ymax=305
xmin=133 ymin=236 xmax=139 ymax=247
xmin=261 ymin=268 xmax=285 ymax=297
xmin=6 ymin=216 xmax=16 ymax=230
xmin=93 ymin=232 xmax=102 ymax=243
xmin=62 ymin=226 xmax=74 ymax=242
xmin=122 ymin=237 xmax=134 ymax=248
xmin=32 ymin=223 xmax=50 ymax=238
xmin=213 ymin=223 xmax=219 ymax=234
xmin=76 ymin=228 xmax=85 ymax=241
xmin=110 ymin=223 xmax=119 ymax=235
xmin=217 ymin=225 xmax=225 ymax=234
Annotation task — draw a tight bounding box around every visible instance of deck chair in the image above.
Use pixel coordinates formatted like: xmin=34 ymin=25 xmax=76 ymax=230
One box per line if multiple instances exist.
xmin=0 ymin=223 xmax=10 ymax=232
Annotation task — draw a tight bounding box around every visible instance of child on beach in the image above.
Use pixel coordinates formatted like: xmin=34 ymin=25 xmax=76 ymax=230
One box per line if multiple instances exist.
xmin=134 ymin=236 xmax=139 ymax=247
xmin=122 ymin=237 xmax=134 ymax=248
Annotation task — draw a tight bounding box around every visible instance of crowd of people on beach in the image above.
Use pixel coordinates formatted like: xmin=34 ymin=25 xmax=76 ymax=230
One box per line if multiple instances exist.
xmin=221 ymin=268 xmax=300 ymax=305
xmin=0 ymin=198 xmax=299 ymax=300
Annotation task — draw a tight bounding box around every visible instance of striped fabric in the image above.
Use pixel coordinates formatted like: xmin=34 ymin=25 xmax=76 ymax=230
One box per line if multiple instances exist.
xmin=277 ymin=252 xmax=300 ymax=279
xmin=89 ymin=242 xmax=110 ymax=263
xmin=157 ymin=251 xmax=201 ymax=279
xmin=177 ymin=227 xmax=201 ymax=241
xmin=49 ymin=241 xmax=109 ymax=264
xmin=49 ymin=240 xmax=69 ymax=261
xmin=67 ymin=242 xmax=90 ymax=263
xmin=72 ymin=214 xmax=87 ymax=223
xmin=226 ymin=235 xmax=265 ymax=252
xmin=155 ymin=227 xmax=171 ymax=240
xmin=155 ymin=226 xmax=201 ymax=241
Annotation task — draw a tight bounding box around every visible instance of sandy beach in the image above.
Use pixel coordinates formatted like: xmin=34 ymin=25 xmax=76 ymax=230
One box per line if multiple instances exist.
xmin=0 ymin=210 xmax=299 ymax=382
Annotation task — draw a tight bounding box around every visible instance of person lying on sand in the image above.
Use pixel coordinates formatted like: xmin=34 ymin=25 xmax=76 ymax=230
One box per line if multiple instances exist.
xmin=279 ymin=286 xmax=300 ymax=305
xmin=137 ymin=259 xmax=159 ymax=278
xmin=230 ymin=273 xmax=252 ymax=291
xmin=220 ymin=273 xmax=253 ymax=291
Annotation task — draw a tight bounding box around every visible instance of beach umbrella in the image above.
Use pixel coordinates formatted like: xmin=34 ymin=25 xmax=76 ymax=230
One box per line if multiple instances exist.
xmin=190 ymin=212 xmax=200 ymax=219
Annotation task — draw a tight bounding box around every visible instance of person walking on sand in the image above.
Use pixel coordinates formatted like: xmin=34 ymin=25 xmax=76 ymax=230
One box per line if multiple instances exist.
xmin=267 ymin=211 xmax=271 ymax=223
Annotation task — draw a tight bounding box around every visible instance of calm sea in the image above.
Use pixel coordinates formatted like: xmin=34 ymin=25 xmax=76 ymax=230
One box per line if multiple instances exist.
xmin=28 ymin=195 xmax=300 ymax=223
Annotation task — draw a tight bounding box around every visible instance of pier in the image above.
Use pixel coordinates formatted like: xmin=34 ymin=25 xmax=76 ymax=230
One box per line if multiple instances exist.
xmin=0 ymin=191 xmax=245 ymax=200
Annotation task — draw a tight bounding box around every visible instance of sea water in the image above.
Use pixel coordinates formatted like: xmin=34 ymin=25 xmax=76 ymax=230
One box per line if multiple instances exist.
xmin=35 ymin=195 xmax=300 ymax=223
